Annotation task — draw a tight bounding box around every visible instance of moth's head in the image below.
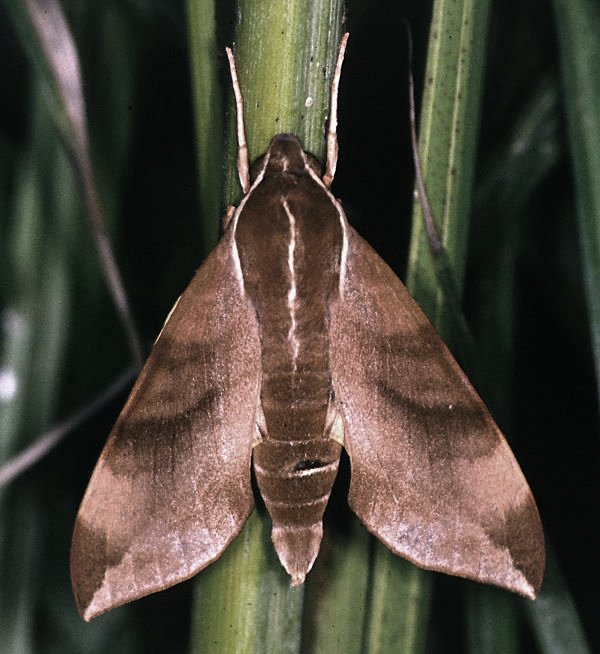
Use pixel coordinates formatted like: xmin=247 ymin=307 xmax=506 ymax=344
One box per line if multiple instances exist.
xmin=258 ymin=133 xmax=321 ymax=178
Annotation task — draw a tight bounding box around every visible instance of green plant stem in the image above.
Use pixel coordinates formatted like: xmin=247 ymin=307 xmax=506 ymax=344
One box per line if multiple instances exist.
xmin=189 ymin=3 xmax=344 ymax=652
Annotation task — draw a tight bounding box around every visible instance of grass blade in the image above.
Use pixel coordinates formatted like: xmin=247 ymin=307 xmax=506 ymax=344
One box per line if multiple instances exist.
xmin=407 ymin=0 xmax=491 ymax=334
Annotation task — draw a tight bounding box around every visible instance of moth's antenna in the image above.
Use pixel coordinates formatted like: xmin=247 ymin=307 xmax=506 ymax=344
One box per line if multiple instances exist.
xmin=226 ymin=47 xmax=250 ymax=194
xmin=323 ymin=32 xmax=349 ymax=189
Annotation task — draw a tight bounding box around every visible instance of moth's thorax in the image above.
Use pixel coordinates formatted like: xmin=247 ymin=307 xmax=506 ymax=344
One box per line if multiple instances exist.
xmin=235 ymin=137 xmax=344 ymax=442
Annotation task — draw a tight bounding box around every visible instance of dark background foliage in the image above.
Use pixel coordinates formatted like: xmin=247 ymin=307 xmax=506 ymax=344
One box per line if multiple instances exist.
xmin=0 ymin=0 xmax=597 ymax=652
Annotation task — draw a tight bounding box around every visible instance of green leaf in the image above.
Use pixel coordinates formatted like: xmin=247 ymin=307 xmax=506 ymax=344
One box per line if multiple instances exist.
xmin=407 ymin=0 xmax=491 ymax=336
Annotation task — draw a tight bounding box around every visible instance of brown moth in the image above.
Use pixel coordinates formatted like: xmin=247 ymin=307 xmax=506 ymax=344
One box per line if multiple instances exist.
xmin=71 ymin=34 xmax=545 ymax=621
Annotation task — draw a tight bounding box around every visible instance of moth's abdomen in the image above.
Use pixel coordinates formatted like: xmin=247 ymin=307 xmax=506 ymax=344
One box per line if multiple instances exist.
xmin=260 ymin=333 xmax=330 ymax=439
xmin=253 ymin=439 xmax=341 ymax=524
xmin=255 ymin=326 xmax=340 ymax=582
xmin=253 ymin=438 xmax=342 ymax=583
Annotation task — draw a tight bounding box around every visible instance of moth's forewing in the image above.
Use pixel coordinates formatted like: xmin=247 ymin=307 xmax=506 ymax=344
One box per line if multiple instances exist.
xmin=71 ymin=229 xmax=261 ymax=620
xmin=329 ymin=225 xmax=545 ymax=599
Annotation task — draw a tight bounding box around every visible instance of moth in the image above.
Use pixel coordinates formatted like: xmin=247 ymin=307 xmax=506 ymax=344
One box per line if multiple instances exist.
xmin=71 ymin=34 xmax=545 ymax=621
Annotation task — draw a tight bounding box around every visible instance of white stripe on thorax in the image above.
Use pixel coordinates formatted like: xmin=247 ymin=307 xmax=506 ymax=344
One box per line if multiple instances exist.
xmin=230 ymin=152 xmax=270 ymax=292
xmin=299 ymin=150 xmax=348 ymax=294
xmin=282 ymin=199 xmax=300 ymax=371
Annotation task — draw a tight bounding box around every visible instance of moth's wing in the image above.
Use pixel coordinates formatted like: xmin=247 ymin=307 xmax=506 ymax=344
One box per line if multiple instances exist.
xmin=71 ymin=228 xmax=261 ymax=620
xmin=329 ymin=226 xmax=544 ymax=598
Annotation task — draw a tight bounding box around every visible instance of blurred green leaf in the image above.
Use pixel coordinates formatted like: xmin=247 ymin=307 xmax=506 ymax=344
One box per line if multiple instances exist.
xmin=552 ymin=0 xmax=600 ymax=415
xmin=0 ymin=1 xmax=595 ymax=652
xmin=0 ymin=84 xmax=75 ymax=654
xmin=528 ymin=547 xmax=592 ymax=654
